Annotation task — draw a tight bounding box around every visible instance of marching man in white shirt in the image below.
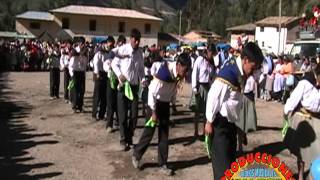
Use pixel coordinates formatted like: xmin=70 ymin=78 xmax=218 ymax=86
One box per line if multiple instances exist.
xmin=283 ymin=64 xmax=320 ymax=180
xmin=205 ymin=42 xmax=264 ymax=179
xmin=69 ymin=45 xmax=87 ymax=113
xmin=47 ymin=44 xmax=61 ymax=100
xmin=92 ymin=40 xmax=108 ymax=120
xmin=132 ymin=53 xmax=191 ymax=176
xmin=60 ymin=44 xmax=71 ymax=103
xmin=103 ymin=36 xmax=118 ymax=132
xmin=191 ymin=44 xmax=216 ymax=138
xmin=111 ymin=29 xmax=145 ymax=151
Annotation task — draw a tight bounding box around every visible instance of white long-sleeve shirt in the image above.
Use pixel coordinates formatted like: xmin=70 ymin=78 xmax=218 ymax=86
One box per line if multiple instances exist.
xmin=111 ymin=43 xmax=144 ymax=85
xmin=244 ymin=75 xmax=255 ymax=93
xmin=284 ymin=79 xmax=320 ymax=115
xmin=148 ymin=61 xmax=178 ymax=110
xmin=192 ymin=56 xmax=214 ymax=89
xmin=206 ymin=57 xmax=244 ymax=123
xmin=69 ymin=55 xmax=87 ymax=77
xmin=60 ymin=54 xmax=70 ymax=69
xmin=93 ymin=51 xmax=106 ymax=74
xmin=103 ymin=51 xmax=116 ymax=78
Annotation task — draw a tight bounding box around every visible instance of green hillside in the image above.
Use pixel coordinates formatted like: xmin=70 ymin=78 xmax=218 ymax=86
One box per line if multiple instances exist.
xmin=0 ymin=0 xmax=319 ymax=37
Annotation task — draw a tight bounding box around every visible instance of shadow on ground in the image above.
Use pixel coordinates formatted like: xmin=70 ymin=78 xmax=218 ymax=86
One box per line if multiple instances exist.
xmin=0 ymin=72 xmax=62 ymax=179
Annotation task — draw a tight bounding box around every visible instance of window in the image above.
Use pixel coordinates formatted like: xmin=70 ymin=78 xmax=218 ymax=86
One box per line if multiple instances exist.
xmin=262 ymin=41 xmax=265 ymax=47
xmin=260 ymin=27 xmax=264 ymax=32
xmin=118 ymin=22 xmax=125 ymax=33
xmin=29 ymin=22 xmax=40 ymax=29
xmin=144 ymin=23 xmax=151 ymax=34
xmin=62 ymin=18 xmax=70 ymax=29
xmin=89 ymin=20 xmax=96 ymax=31
xmin=276 ymin=27 xmax=279 ymax=32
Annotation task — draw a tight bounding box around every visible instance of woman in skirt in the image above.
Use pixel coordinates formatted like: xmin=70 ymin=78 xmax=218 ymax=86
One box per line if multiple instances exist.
xmin=283 ymin=64 xmax=320 ymax=180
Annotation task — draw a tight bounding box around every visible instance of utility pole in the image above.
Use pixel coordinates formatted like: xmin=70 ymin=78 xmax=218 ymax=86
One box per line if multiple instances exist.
xmin=278 ymin=0 xmax=282 ymax=54
xmin=179 ymin=9 xmax=182 ymax=45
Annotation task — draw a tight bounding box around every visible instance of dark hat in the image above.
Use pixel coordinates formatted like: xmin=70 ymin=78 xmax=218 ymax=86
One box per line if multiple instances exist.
xmin=107 ymin=36 xmax=115 ymax=43
xmin=207 ymin=43 xmax=217 ymax=53
xmin=282 ymin=54 xmax=292 ymax=62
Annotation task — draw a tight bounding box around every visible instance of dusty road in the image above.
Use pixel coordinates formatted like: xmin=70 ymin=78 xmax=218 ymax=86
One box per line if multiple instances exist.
xmin=0 ymin=72 xmax=297 ymax=180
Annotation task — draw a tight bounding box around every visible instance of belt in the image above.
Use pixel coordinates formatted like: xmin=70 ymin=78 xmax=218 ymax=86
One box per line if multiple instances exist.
xmin=296 ymin=108 xmax=320 ymax=119
xmin=199 ymin=82 xmax=209 ymax=86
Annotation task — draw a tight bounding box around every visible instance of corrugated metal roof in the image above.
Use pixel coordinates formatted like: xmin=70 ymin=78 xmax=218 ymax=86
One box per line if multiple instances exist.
xmin=187 ymin=30 xmax=221 ymax=38
xmin=226 ymin=23 xmax=256 ymax=32
xmin=16 ymin=11 xmax=54 ymax=21
xmin=0 ymin=31 xmax=36 ymax=39
xmin=255 ymin=16 xmax=299 ymax=27
xmin=0 ymin=31 xmax=17 ymax=38
xmin=50 ymin=5 xmax=163 ymax=21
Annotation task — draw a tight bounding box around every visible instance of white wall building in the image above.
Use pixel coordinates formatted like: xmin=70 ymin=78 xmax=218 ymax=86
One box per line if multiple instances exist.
xmin=255 ymin=16 xmax=299 ymax=54
xmin=16 ymin=5 xmax=163 ymax=46
xmin=226 ymin=23 xmax=256 ymax=48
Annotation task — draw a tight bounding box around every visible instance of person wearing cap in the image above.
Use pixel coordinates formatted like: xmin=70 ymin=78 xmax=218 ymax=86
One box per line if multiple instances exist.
xmin=283 ymin=64 xmax=320 ymax=180
xmin=191 ymin=44 xmax=216 ymax=138
xmin=103 ymin=36 xmax=118 ymax=133
xmin=69 ymin=44 xmax=87 ymax=113
xmin=132 ymin=53 xmax=191 ymax=176
xmin=205 ymin=42 xmax=264 ymax=179
xmin=106 ymin=35 xmax=126 ymax=130
xmin=92 ymin=39 xmax=109 ymax=121
xmin=141 ymin=49 xmax=160 ymax=118
xmin=111 ymin=29 xmax=145 ymax=151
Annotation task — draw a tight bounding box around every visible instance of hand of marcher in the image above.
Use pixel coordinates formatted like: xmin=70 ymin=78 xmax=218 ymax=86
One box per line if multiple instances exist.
xmin=141 ymin=79 xmax=147 ymax=87
xmin=93 ymin=74 xmax=100 ymax=81
xmin=119 ymin=74 xmax=126 ymax=83
xmin=283 ymin=111 xmax=292 ymax=121
xmin=151 ymin=111 xmax=158 ymax=123
xmin=193 ymin=88 xmax=199 ymax=94
xmin=205 ymin=121 xmax=213 ymax=136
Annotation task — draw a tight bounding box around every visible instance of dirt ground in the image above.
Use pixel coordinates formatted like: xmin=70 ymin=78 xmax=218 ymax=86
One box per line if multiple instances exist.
xmin=0 ymin=72 xmax=298 ymax=180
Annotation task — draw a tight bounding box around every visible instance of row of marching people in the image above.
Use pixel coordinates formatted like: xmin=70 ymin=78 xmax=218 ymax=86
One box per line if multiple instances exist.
xmin=52 ymin=28 xmax=192 ymax=175
xmin=48 ymin=34 xmax=266 ymax=178
xmin=47 ymin=40 xmax=87 ymax=113
xmin=47 ymin=30 xmax=320 ymax=179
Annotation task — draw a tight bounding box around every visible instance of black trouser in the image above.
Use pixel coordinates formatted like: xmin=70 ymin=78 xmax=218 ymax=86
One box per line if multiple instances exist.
xmin=282 ymin=85 xmax=293 ymax=104
xmin=141 ymin=87 xmax=149 ymax=117
xmin=72 ymin=71 xmax=85 ymax=111
xmin=50 ymin=67 xmax=60 ymax=97
xmin=117 ymin=84 xmax=139 ymax=145
xmin=211 ymin=114 xmax=237 ymax=179
xmin=64 ymin=68 xmax=71 ymax=100
xmin=92 ymin=72 xmax=107 ymax=119
xmin=272 ymin=91 xmax=283 ymax=101
xmin=194 ymin=83 xmax=210 ymax=136
xmin=106 ymin=78 xmax=118 ymax=127
xmin=133 ymin=101 xmax=170 ymax=166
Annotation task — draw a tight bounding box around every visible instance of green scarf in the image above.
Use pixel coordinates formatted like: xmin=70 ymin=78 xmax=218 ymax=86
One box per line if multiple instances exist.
xmin=204 ymin=135 xmax=212 ymax=158
xmin=124 ymin=81 xmax=134 ymax=100
xmin=67 ymin=79 xmax=75 ymax=90
xmin=281 ymin=119 xmax=289 ymax=138
xmin=109 ymin=71 xmax=118 ymax=90
xmin=145 ymin=117 xmax=157 ymax=128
